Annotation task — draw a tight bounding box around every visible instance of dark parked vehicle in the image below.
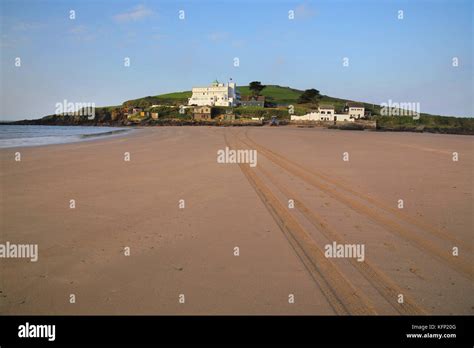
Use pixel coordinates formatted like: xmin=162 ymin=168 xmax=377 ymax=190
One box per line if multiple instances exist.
xmin=270 ymin=116 xmax=279 ymax=126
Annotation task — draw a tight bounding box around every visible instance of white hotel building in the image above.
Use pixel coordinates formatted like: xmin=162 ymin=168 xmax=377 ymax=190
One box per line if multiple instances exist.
xmin=188 ymin=80 xmax=240 ymax=107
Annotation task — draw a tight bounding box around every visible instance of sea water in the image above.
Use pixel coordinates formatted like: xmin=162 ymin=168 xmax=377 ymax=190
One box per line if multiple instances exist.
xmin=0 ymin=125 xmax=130 ymax=148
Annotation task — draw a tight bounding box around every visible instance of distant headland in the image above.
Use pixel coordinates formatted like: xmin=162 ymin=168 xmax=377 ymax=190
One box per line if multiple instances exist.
xmin=3 ymin=82 xmax=473 ymax=135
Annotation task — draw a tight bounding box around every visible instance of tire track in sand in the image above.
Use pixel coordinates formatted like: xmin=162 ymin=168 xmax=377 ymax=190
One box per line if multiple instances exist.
xmin=256 ymin=163 xmax=427 ymax=314
xmin=238 ymin=130 xmax=473 ymax=281
xmin=243 ymin=129 xmax=470 ymax=253
xmin=224 ymin=130 xmax=376 ymax=315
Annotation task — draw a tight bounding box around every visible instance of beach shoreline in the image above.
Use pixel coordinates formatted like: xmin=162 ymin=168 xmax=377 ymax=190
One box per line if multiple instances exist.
xmin=0 ymin=125 xmax=137 ymax=149
xmin=1 ymin=127 xmax=472 ymax=315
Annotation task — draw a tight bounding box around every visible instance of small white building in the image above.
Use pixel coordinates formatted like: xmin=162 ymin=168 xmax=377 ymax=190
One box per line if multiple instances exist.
xmin=318 ymin=105 xmax=335 ymax=118
xmin=291 ymin=112 xmax=326 ymax=121
xmin=333 ymin=113 xmax=354 ymax=122
xmin=291 ymin=105 xmax=355 ymax=122
xmin=188 ymin=80 xmax=240 ymax=107
xmin=345 ymin=102 xmax=365 ymax=119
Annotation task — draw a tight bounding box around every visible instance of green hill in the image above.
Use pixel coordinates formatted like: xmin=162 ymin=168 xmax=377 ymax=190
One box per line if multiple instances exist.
xmin=7 ymin=83 xmax=471 ymax=134
xmin=238 ymin=85 xmax=303 ymax=104
xmin=124 ymin=85 xmax=304 ymax=105
xmin=156 ymin=91 xmax=192 ymax=100
xmin=125 ymin=85 xmax=318 ymax=106
xmin=102 ymin=84 xmax=473 ymax=134
xmin=122 ymin=84 xmax=378 ymax=113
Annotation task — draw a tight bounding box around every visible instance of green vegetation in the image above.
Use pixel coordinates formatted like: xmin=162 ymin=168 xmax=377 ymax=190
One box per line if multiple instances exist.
xmin=148 ymin=106 xmax=191 ymax=118
xmin=238 ymin=85 xmax=303 ymax=104
xmin=298 ymin=88 xmax=321 ymax=104
xmin=374 ymin=115 xmax=474 ymax=134
xmin=123 ymin=91 xmax=191 ymax=108
xmin=49 ymin=84 xmax=470 ymax=134
xmin=124 ymin=85 xmax=303 ymax=106
xmin=124 ymin=85 xmax=374 ymax=112
xmin=248 ymin=81 xmax=266 ymax=98
xmin=157 ymin=91 xmax=192 ymax=99
xmin=210 ymin=105 xmax=308 ymax=120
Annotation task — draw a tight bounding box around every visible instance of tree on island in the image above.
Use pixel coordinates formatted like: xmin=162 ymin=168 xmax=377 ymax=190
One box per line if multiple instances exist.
xmin=249 ymin=81 xmax=266 ymax=99
xmin=298 ymin=88 xmax=321 ymax=104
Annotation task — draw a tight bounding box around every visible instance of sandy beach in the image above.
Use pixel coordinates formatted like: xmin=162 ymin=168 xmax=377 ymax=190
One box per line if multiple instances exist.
xmin=0 ymin=126 xmax=472 ymax=314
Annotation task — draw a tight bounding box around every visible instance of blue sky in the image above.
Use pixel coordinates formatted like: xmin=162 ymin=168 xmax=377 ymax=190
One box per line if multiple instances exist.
xmin=0 ymin=0 xmax=472 ymax=119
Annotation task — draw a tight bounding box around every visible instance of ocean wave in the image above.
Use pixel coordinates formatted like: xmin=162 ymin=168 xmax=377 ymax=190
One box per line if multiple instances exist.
xmin=0 ymin=125 xmax=131 ymax=148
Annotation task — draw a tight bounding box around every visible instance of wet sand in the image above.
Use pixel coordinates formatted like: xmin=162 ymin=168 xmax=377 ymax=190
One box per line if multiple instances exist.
xmin=0 ymin=126 xmax=472 ymax=314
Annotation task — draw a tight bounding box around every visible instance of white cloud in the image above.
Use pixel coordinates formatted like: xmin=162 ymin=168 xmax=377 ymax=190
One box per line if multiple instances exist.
xmin=114 ymin=5 xmax=153 ymax=22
